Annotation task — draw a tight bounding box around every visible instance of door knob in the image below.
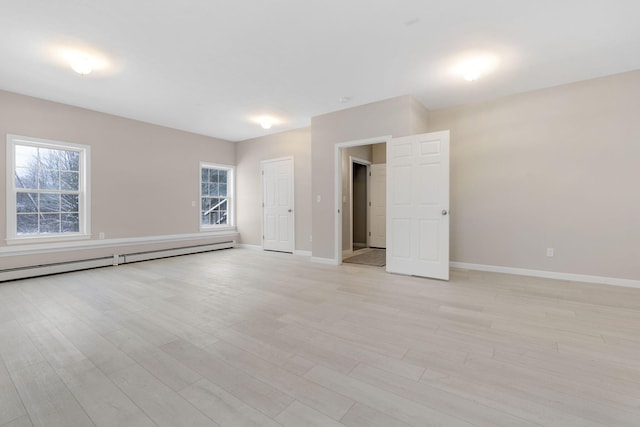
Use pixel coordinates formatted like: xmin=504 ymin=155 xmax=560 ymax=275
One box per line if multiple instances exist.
xmin=288 ymin=209 xmax=292 ymax=213
xmin=441 ymin=209 xmax=448 ymax=216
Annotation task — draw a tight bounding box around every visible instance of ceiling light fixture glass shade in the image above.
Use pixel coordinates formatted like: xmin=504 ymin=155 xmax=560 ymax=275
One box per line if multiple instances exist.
xmin=50 ymin=45 xmax=114 ymax=76
xmin=260 ymin=121 xmax=272 ymax=130
xmin=70 ymin=55 xmax=94 ymax=75
xmin=453 ymin=53 xmax=498 ymax=82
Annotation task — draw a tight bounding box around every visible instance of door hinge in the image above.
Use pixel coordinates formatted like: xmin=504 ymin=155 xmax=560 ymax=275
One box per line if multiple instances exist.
xmin=262 ymin=202 xmax=264 ymax=207
xmin=369 ymin=231 xmax=371 ymax=236
xmin=369 ymin=171 xmax=371 ymax=176
xmin=369 ymin=201 xmax=371 ymax=207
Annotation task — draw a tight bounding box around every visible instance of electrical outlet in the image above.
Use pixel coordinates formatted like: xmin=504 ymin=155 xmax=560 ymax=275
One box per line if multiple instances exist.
xmin=99 ymin=232 xmax=105 ymax=240
xmin=546 ymin=248 xmax=554 ymax=257
xmin=309 ymin=235 xmax=313 ymax=242
xmin=191 ymin=201 xmax=196 ymax=207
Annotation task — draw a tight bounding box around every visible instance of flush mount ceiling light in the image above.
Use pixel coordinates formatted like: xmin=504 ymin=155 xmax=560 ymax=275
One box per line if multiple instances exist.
xmin=50 ymin=45 xmax=111 ymax=76
xmin=260 ymin=120 xmax=273 ymax=130
xmin=253 ymin=115 xmax=280 ymax=130
xmin=69 ymin=54 xmax=94 ymax=75
xmin=453 ymin=52 xmax=498 ymax=82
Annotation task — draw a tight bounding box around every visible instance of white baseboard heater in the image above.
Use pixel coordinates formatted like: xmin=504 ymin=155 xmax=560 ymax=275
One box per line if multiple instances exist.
xmin=0 ymin=241 xmax=235 ymax=282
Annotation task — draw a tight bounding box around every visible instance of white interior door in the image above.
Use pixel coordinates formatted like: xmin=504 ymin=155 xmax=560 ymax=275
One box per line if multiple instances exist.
xmin=387 ymin=131 xmax=450 ymax=280
xmin=369 ymin=163 xmax=386 ymax=248
xmin=262 ymin=157 xmax=294 ymax=253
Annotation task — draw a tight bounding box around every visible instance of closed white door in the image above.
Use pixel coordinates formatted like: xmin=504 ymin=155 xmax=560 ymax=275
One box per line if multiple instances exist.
xmin=369 ymin=163 xmax=386 ymax=248
xmin=262 ymin=157 xmax=294 ymax=253
xmin=387 ymin=131 xmax=450 ymax=280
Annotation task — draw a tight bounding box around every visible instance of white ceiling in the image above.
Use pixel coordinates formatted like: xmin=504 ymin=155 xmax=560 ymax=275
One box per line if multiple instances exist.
xmin=1 ymin=0 xmax=639 ymax=141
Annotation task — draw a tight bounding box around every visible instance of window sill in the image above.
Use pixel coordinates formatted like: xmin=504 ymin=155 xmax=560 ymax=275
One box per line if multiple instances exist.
xmin=199 ymin=226 xmax=237 ymax=233
xmin=5 ymin=233 xmax=92 ymax=245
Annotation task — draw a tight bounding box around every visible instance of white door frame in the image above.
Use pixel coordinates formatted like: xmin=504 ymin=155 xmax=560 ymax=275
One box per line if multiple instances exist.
xmin=334 ymin=135 xmax=391 ymax=264
xmin=261 ymin=156 xmax=295 ymax=253
xmin=349 ymin=156 xmax=371 ymax=253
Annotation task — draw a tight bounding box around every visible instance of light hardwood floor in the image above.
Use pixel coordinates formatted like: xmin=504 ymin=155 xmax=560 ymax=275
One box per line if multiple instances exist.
xmin=1 ymin=248 xmax=640 ymax=426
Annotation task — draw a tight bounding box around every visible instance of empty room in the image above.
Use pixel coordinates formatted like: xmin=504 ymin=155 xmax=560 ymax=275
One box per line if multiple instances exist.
xmin=1 ymin=1 xmax=639 ymax=426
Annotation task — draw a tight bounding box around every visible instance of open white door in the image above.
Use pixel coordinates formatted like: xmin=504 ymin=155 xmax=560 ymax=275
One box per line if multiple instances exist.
xmin=387 ymin=131 xmax=450 ymax=280
xmin=369 ymin=163 xmax=386 ymax=248
xmin=262 ymin=157 xmax=294 ymax=253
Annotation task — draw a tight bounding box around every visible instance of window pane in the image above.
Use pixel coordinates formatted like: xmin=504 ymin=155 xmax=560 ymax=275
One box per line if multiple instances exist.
xmin=40 ymin=193 xmax=61 ymax=213
xmin=17 ymin=214 xmax=38 ymax=234
xmin=39 ymin=169 xmax=60 ymax=190
xmin=60 ymin=171 xmax=79 ymax=190
xmin=16 ymin=193 xmax=38 ymax=213
xmin=200 ymin=166 xmax=232 ymax=227
xmin=201 ymin=197 xmax=211 ymax=212
xmin=15 ymin=167 xmax=37 ymax=189
xmin=61 ymin=151 xmax=80 ymax=171
xmin=61 ymin=213 xmax=79 ymax=232
xmin=61 ymin=194 xmax=79 ymax=212
xmin=218 ymin=211 xmax=228 ymax=225
xmin=40 ymin=214 xmax=61 ymax=233
xmin=39 ymin=148 xmax=61 ymax=170
xmin=10 ymin=138 xmax=87 ymax=239
xmin=15 ymin=145 xmax=38 ymax=168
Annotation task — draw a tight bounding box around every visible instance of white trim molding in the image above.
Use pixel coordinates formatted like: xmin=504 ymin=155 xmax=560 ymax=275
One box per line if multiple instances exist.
xmin=311 ymin=257 xmax=340 ymax=265
xmin=450 ymin=262 xmax=640 ymax=289
xmin=293 ymin=250 xmax=312 ymax=257
xmin=0 ymin=231 xmax=238 ymax=258
xmin=237 ymin=244 xmax=262 ymax=251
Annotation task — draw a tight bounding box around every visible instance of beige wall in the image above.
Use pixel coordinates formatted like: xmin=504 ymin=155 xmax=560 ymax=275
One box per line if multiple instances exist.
xmin=410 ymin=96 xmax=430 ymax=134
xmin=341 ymin=145 xmax=372 ymax=252
xmin=235 ymin=127 xmax=312 ymax=252
xmin=430 ymin=70 xmax=640 ymax=281
xmin=5 ymin=68 xmax=638 ymax=281
xmin=372 ymin=143 xmax=386 ymax=164
xmin=1 ymin=90 xmax=235 ymax=268
xmin=311 ymin=95 xmax=419 ymax=259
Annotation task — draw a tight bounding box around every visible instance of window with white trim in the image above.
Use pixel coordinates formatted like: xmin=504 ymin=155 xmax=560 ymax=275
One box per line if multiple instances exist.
xmin=200 ymin=163 xmax=234 ymax=229
xmin=6 ymin=135 xmax=90 ymax=243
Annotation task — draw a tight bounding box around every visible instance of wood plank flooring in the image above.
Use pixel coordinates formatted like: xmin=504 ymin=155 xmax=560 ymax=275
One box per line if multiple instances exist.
xmin=1 ymin=248 xmax=640 ymax=426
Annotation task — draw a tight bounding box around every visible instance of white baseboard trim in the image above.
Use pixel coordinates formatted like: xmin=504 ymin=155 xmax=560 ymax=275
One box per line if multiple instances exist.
xmin=237 ymin=244 xmax=262 ymax=251
xmin=294 ymin=250 xmax=312 ymax=257
xmin=311 ymin=257 xmax=340 ymax=266
xmin=0 ymin=231 xmax=238 ymax=258
xmin=450 ymin=262 xmax=640 ymax=289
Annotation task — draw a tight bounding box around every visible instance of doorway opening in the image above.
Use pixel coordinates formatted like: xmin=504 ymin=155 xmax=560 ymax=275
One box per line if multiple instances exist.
xmin=334 ymin=136 xmax=389 ymax=265
xmin=350 ymin=158 xmax=370 ymax=252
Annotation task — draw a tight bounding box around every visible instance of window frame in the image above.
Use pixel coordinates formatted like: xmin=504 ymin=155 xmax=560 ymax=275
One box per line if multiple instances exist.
xmin=6 ymin=134 xmax=91 ymax=244
xmin=199 ymin=162 xmax=235 ymax=231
